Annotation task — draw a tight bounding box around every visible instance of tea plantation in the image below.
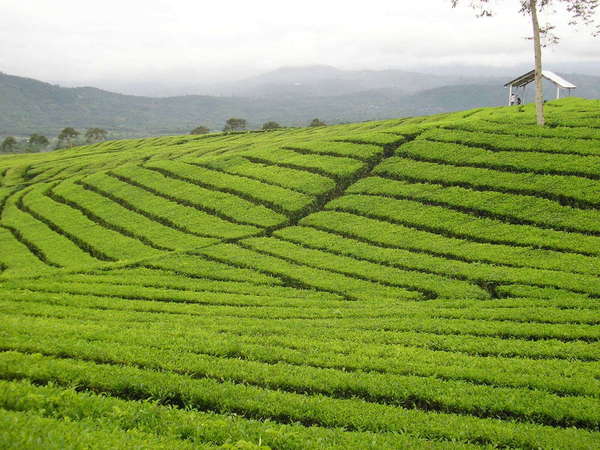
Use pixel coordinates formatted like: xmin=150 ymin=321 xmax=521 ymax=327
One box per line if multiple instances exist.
xmin=1 ymin=98 xmax=599 ymax=449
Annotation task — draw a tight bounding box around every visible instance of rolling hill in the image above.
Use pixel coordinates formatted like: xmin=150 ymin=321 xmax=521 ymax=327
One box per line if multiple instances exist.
xmin=2 ymin=69 xmax=599 ymax=138
xmin=1 ymin=98 xmax=600 ymax=448
xmin=197 ymin=65 xmax=466 ymax=98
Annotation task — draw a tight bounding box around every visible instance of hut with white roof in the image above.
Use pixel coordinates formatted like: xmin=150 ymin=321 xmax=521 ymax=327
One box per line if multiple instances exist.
xmin=504 ymin=70 xmax=576 ymax=105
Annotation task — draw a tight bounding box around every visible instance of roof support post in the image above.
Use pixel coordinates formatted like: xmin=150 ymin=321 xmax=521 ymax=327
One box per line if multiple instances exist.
xmin=508 ymin=84 xmax=513 ymax=105
xmin=556 ymin=85 xmax=560 ymax=99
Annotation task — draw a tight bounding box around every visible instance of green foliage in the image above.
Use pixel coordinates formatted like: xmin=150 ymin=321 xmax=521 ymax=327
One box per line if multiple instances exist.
xmin=1 ymin=136 xmax=17 ymax=152
xmin=247 ymin=147 xmax=365 ymax=180
xmin=57 ymin=127 xmax=79 ymax=148
xmin=262 ymin=121 xmax=281 ymax=131
xmin=309 ymin=118 xmax=326 ymax=127
xmin=0 ymin=98 xmax=599 ymax=448
xmin=204 ymin=156 xmax=336 ymax=195
xmin=1 ymin=351 xmax=599 ymax=448
xmin=0 ymin=407 xmax=200 ymax=450
xmin=145 ymin=160 xmax=313 ymax=214
xmin=28 ymin=133 xmax=49 ymax=150
xmin=284 ymin=140 xmax=383 ymax=160
xmin=326 ymin=193 xmax=600 ymax=257
xmin=223 ymin=118 xmax=247 ymax=132
xmin=348 ymin=176 xmax=600 ymax=235
xmin=401 ymin=137 xmax=600 ymax=178
xmin=422 ymin=126 xmax=600 ymax=156
xmin=190 ymin=125 xmax=210 ymax=135
xmin=85 ymin=127 xmax=108 ymax=143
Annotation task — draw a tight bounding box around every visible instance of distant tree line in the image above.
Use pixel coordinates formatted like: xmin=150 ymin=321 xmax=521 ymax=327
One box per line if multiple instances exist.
xmin=189 ymin=117 xmax=327 ymax=135
xmin=0 ymin=127 xmax=110 ymax=154
xmin=1 ymin=117 xmax=330 ymax=154
xmin=1 ymin=134 xmax=51 ymax=153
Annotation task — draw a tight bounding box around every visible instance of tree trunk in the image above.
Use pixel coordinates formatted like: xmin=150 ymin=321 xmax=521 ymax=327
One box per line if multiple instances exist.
xmin=529 ymin=0 xmax=545 ymax=126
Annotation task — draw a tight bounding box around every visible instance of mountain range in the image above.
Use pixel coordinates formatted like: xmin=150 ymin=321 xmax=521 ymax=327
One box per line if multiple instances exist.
xmin=1 ymin=66 xmax=599 ymax=138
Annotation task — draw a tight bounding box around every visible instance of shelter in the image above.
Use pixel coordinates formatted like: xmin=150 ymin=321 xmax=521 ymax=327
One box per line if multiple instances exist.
xmin=504 ymin=70 xmax=576 ymax=105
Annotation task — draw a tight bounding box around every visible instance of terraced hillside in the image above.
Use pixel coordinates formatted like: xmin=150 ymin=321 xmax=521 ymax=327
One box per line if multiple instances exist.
xmin=1 ymin=97 xmax=599 ymax=449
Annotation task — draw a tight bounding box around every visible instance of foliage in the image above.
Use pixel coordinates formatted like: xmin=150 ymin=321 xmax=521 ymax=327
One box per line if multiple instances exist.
xmin=57 ymin=127 xmax=80 ymax=148
xmin=0 ymin=136 xmax=17 ymax=152
xmin=262 ymin=121 xmax=281 ymax=131
xmin=28 ymin=133 xmax=49 ymax=149
xmin=223 ymin=118 xmax=247 ymax=132
xmin=190 ymin=125 xmax=210 ymax=135
xmin=0 ymin=98 xmax=599 ymax=447
xmin=309 ymin=118 xmax=326 ymax=127
xmin=85 ymin=128 xmax=108 ymax=143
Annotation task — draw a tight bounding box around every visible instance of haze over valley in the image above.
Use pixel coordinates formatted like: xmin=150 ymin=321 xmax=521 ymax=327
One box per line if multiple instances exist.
xmin=2 ymin=65 xmax=599 ymax=138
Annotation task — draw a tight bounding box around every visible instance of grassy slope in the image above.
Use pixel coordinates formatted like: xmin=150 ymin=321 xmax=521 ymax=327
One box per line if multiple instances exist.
xmin=0 ymin=97 xmax=599 ymax=448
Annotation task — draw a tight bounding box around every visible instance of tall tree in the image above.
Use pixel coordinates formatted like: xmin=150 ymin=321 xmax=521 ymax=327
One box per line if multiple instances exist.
xmin=451 ymin=0 xmax=599 ymax=126
xmin=58 ymin=127 xmax=79 ymax=148
xmin=85 ymin=128 xmax=108 ymax=143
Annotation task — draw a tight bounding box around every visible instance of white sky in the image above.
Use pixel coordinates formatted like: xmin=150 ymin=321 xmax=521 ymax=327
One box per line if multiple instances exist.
xmin=1 ymin=0 xmax=598 ymax=89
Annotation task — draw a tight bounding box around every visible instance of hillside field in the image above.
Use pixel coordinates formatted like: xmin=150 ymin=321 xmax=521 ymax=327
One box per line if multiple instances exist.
xmin=0 ymin=98 xmax=599 ymax=448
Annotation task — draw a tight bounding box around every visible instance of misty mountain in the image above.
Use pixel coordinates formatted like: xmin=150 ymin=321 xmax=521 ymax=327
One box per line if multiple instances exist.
xmin=1 ymin=69 xmax=598 ymax=139
xmin=62 ymin=62 xmax=600 ymax=98
xmin=182 ymin=65 xmax=490 ymax=99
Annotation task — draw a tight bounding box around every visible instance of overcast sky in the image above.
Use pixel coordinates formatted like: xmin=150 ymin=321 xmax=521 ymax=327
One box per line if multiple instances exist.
xmin=1 ymin=0 xmax=598 ymax=93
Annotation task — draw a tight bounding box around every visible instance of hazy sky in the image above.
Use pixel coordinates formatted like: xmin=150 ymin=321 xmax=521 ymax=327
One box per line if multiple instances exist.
xmin=1 ymin=0 xmax=598 ymax=91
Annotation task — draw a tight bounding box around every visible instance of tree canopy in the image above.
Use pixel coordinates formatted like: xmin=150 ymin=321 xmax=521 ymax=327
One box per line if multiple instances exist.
xmin=262 ymin=121 xmax=281 ymax=131
xmin=58 ymin=127 xmax=80 ymax=147
xmin=0 ymin=136 xmax=17 ymax=153
xmin=28 ymin=134 xmax=49 ymax=148
xmin=190 ymin=126 xmax=210 ymax=135
xmin=309 ymin=118 xmax=326 ymax=127
xmin=223 ymin=118 xmax=247 ymax=132
xmin=85 ymin=128 xmax=108 ymax=143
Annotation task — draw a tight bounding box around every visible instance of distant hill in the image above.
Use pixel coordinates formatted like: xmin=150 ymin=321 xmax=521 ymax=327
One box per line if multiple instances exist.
xmin=1 ymin=70 xmax=598 ymax=138
xmin=99 ymin=65 xmax=482 ymax=97
xmin=202 ymin=65 xmax=472 ymax=98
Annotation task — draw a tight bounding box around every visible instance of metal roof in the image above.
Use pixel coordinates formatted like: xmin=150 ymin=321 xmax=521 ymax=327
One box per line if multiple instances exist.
xmin=504 ymin=70 xmax=576 ymax=89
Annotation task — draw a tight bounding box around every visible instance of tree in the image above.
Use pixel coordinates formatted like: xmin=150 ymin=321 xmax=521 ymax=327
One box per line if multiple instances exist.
xmin=309 ymin=118 xmax=326 ymax=127
xmin=223 ymin=118 xmax=247 ymax=132
xmin=0 ymin=136 xmax=17 ymax=153
xmin=85 ymin=128 xmax=108 ymax=143
xmin=28 ymin=134 xmax=49 ymax=152
xmin=190 ymin=126 xmax=210 ymax=135
xmin=262 ymin=121 xmax=281 ymax=131
xmin=451 ymin=0 xmax=599 ymax=126
xmin=58 ymin=127 xmax=79 ymax=147
xmin=28 ymin=134 xmax=49 ymax=149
